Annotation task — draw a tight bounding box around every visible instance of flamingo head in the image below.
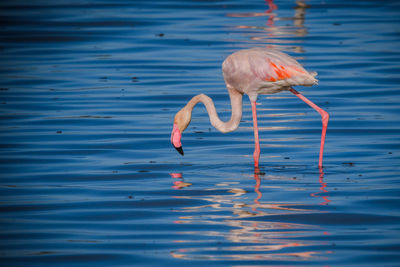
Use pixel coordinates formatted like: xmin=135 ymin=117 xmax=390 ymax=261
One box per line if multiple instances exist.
xmin=171 ymin=108 xmax=191 ymax=156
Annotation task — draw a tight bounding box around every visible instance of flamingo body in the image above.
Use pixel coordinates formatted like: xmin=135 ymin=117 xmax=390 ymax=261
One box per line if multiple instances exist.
xmin=222 ymin=48 xmax=317 ymax=101
xmin=171 ymin=47 xmax=329 ymax=169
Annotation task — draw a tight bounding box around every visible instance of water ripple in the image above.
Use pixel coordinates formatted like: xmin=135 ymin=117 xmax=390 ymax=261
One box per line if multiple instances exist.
xmin=1 ymin=0 xmax=400 ymax=266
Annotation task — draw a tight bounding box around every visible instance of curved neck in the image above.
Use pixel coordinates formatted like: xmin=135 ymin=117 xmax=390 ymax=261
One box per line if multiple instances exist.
xmin=185 ymin=88 xmax=243 ymax=133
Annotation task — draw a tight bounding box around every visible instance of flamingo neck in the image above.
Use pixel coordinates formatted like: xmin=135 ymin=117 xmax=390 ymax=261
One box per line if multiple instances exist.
xmin=185 ymin=88 xmax=243 ymax=133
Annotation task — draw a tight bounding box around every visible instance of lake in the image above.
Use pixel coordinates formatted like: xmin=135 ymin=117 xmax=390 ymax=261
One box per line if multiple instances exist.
xmin=1 ymin=0 xmax=400 ymax=266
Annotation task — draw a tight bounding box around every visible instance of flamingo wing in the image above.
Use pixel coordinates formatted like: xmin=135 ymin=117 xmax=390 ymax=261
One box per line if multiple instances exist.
xmin=249 ymin=48 xmax=317 ymax=86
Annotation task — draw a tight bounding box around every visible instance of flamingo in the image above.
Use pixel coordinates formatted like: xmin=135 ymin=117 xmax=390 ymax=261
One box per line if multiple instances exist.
xmin=171 ymin=47 xmax=329 ymax=169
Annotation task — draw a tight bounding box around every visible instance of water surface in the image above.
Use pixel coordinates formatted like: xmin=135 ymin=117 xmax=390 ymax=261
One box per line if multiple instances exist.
xmin=1 ymin=0 xmax=400 ymax=266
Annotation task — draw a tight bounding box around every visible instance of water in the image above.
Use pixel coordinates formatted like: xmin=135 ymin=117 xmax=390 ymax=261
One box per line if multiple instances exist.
xmin=1 ymin=0 xmax=400 ymax=266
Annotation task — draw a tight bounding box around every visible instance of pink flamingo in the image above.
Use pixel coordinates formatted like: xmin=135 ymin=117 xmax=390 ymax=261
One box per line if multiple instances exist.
xmin=171 ymin=47 xmax=329 ymax=168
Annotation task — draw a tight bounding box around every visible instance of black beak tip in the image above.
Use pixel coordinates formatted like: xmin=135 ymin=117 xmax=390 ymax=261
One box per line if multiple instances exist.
xmin=174 ymin=146 xmax=184 ymax=156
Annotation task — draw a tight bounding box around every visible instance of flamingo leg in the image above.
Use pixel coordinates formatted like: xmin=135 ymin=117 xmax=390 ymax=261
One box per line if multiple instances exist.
xmin=251 ymin=101 xmax=260 ymax=168
xmin=290 ymin=88 xmax=329 ymax=168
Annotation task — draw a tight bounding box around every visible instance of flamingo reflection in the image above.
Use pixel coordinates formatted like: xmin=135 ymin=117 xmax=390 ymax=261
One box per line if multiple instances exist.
xmin=311 ymin=168 xmax=331 ymax=205
xmin=265 ymin=0 xmax=277 ymax=27
xmin=169 ymin=169 xmax=332 ymax=261
xmin=170 ymin=172 xmax=192 ymax=189
xmin=227 ymin=0 xmax=310 ymax=52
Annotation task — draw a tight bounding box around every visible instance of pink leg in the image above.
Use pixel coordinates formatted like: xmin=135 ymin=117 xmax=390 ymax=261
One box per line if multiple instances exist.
xmin=251 ymin=101 xmax=260 ymax=168
xmin=290 ymin=88 xmax=329 ymax=168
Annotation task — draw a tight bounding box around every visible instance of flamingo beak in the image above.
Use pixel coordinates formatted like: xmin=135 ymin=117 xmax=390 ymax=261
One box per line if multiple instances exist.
xmin=171 ymin=123 xmax=184 ymax=156
xmin=174 ymin=145 xmax=184 ymax=156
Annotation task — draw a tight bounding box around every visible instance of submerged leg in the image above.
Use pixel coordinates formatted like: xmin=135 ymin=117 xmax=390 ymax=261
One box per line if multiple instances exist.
xmin=290 ymin=88 xmax=329 ymax=168
xmin=251 ymin=101 xmax=260 ymax=168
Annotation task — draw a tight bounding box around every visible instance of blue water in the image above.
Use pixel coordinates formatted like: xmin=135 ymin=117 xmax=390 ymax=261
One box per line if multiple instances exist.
xmin=1 ymin=0 xmax=400 ymax=266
